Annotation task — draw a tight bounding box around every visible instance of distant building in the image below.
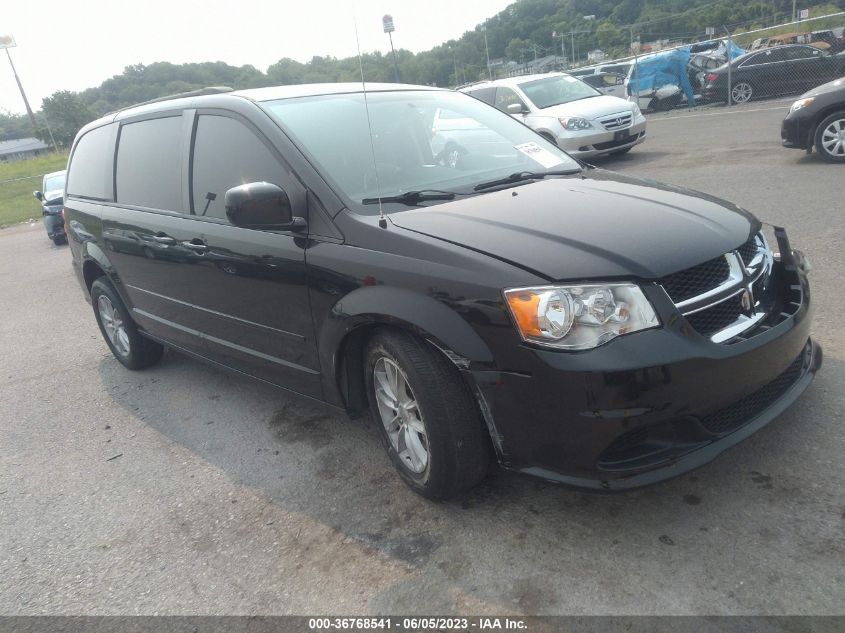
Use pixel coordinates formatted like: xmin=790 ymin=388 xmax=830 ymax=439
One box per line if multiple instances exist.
xmin=508 ymin=54 xmax=566 ymax=76
xmin=587 ymin=49 xmax=607 ymax=63
xmin=0 ymin=138 xmax=50 ymax=162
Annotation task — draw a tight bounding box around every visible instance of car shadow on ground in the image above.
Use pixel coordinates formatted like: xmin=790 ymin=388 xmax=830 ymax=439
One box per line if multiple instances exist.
xmin=94 ymin=344 xmax=837 ymax=612
xmin=586 ymin=150 xmax=667 ymax=169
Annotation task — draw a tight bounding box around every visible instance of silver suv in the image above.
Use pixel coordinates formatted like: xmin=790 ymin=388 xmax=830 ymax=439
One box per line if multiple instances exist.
xmin=462 ymin=73 xmax=646 ymax=158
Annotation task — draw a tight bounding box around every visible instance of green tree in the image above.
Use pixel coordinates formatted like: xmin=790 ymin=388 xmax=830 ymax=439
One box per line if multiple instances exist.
xmin=39 ymin=91 xmax=97 ymax=146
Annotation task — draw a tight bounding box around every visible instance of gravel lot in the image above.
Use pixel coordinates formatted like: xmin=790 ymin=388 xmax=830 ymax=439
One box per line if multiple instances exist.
xmin=1 ymin=101 xmax=843 ymax=616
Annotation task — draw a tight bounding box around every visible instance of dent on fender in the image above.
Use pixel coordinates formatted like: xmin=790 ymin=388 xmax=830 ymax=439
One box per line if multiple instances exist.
xmin=324 ymin=285 xmax=495 ymax=366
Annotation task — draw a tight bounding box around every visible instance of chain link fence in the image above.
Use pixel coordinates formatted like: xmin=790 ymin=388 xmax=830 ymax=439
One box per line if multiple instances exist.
xmin=562 ymin=12 xmax=845 ymax=113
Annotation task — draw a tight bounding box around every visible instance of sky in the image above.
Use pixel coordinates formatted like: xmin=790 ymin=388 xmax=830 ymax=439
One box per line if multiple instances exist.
xmin=0 ymin=0 xmax=515 ymax=115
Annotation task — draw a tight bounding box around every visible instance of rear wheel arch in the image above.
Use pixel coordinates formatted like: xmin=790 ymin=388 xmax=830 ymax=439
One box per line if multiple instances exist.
xmin=82 ymin=259 xmax=107 ymax=294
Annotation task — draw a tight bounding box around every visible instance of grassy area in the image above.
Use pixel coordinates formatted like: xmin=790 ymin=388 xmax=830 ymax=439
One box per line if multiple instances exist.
xmin=0 ymin=151 xmax=70 ymax=228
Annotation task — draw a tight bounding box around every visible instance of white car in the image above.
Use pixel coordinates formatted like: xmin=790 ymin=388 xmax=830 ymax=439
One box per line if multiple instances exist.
xmin=462 ymin=73 xmax=646 ymax=158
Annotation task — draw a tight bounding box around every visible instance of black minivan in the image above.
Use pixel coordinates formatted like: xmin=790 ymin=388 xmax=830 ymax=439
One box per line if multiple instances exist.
xmin=65 ymin=84 xmax=820 ymax=498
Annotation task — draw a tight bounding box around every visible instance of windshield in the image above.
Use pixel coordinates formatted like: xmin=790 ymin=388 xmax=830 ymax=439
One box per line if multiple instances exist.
xmin=44 ymin=174 xmax=65 ymax=192
xmin=517 ymin=75 xmax=600 ymax=109
xmin=262 ymin=90 xmax=579 ymax=212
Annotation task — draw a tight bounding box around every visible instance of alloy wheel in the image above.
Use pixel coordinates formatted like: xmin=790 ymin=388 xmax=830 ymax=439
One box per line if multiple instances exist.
xmin=820 ymin=118 xmax=845 ymax=158
xmin=731 ymin=83 xmax=753 ymax=104
xmin=373 ymin=357 xmax=429 ymax=474
xmin=97 ymin=294 xmax=131 ymax=357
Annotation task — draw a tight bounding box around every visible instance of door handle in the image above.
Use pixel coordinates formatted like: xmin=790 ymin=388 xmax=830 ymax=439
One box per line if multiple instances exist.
xmin=181 ymin=240 xmax=208 ymax=253
xmin=153 ymin=234 xmax=176 ymax=244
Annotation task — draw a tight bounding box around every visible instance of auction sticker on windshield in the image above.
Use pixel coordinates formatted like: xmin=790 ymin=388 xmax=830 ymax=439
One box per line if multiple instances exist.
xmin=514 ymin=142 xmax=564 ymax=169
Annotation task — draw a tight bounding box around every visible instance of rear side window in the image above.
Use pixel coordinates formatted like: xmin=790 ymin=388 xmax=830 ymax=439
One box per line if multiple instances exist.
xmin=191 ymin=115 xmax=284 ymax=221
xmin=66 ymin=125 xmax=113 ymax=200
xmin=116 ymin=116 xmax=183 ymax=210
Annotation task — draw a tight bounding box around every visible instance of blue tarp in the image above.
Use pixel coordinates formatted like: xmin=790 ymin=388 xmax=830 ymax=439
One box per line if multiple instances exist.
xmin=628 ymin=40 xmax=746 ymax=105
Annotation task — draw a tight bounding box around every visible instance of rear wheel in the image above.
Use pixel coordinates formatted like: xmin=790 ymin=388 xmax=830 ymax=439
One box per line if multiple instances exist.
xmin=814 ymin=111 xmax=845 ymax=163
xmin=364 ymin=329 xmax=491 ymax=499
xmin=51 ymin=234 xmax=66 ymax=246
xmin=731 ymin=82 xmax=754 ymax=104
xmin=91 ymin=278 xmax=164 ymax=370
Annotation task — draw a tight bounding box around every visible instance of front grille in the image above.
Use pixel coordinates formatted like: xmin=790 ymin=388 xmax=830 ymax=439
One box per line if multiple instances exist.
xmin=660 ymin=255 xmax=730 ymax=303
xmin=600 ymin=113 xmax=633 ymax=130
xmin=737 ymin=237 xmax=759 ymax=267
xmin=699 ymin=352 xmax=805 ymax=435
xmin=686 ymin=293 xmax=744 ymax=335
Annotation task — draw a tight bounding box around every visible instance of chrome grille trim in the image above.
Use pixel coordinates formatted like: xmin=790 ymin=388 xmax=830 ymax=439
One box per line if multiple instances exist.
xmin=661 ymin=232 xmax=774 ymax=343
xmin=599 ymin=112 xmax=633 ymax=131
xmin=674 ymin=253 xmax=744 ymax=312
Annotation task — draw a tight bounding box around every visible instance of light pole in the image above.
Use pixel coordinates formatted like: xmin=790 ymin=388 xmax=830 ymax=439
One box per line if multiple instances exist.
xmin=382 ymin=15 xmax=400 ymax=83
xmin=1 ymin=35 xmax=37 ymax=130
xmin=481 ymin=24 xmax=492 ymax=80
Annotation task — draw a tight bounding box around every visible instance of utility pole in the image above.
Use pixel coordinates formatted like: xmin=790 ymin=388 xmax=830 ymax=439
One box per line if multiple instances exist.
xmin=481 ymin=24 xmax=492 ymax=80
xmin=1 ymin=37 xmax=37 ymax=130
xmin=792 ymin=0 xmax=797 ymax=21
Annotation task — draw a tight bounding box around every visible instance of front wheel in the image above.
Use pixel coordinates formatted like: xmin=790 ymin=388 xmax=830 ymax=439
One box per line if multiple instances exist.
xmin=91 ymin=278 xmax=164 ymax=370
xmin=364 ymin=329 xmax=491 ymax=499
xmin=814 ymin=111 xmax=845 ymax=163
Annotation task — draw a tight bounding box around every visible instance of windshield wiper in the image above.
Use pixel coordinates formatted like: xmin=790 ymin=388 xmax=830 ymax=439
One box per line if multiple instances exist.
xmin=362 ymin=190 xmax=456 ymax=206
xmin=473 ymin=169 xmax=582 ymax=191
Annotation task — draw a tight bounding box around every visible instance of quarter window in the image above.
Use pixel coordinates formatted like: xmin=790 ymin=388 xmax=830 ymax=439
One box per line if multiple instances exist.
xmin=115 ymin=116 xmax=183 ymax=210
xmin=66 ymin=124 xmax=113 ymax=200
xmin=190 ymin=115 xmax=285 ymax=221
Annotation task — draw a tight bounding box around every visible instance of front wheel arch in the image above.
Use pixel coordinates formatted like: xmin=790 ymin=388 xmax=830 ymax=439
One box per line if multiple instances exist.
xmin=334 ymin=318 xmax=478 ymax=418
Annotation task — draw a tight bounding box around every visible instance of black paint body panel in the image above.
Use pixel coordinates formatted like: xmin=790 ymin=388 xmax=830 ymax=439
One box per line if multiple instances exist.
xmin=64 ymin=88 xmax=817 ymax=489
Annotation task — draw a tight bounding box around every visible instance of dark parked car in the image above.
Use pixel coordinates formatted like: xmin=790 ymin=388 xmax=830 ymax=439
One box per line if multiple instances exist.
xmin=782 ymin=78 xmax=845 ymax=162
xmin=33 ymin=170 xmax=66 ymax=245
xmin=703 ymin=44 xmax=845 ymax=104
xmin=65 ymin=84 xmax=819 ymax=499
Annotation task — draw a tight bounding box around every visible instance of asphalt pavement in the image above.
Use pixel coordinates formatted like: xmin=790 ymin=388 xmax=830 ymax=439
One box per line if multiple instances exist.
xmin=1 ymin=101 xmax=843 ymax=615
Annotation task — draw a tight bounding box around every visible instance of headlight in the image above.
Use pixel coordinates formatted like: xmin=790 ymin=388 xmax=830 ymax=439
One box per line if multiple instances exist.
xmin=631 ymin=103 xmax=642 ymax=117
xmin=503 ymin=283 xmax=659 ymax=350
xmin=558 ymin=117 xmax=593 ymax=131
xmin=790 ymin=97 xmax=814 ymax=112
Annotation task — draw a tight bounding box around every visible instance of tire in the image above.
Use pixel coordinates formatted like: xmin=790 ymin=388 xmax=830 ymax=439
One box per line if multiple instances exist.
xmin=51 ymin=234 xmax=66 ymax=246
xmin=90 ymin=278 xmax=164 ymax=370
xmin=364 ymin=329 xmax=491 ymax=499
xmin=814 ymin=111 xmax=845 ymax=163
xmin=610 ymin=147 xmax=632 ymax=156
xmin=731 ymin=81 xmax=754 ymax=104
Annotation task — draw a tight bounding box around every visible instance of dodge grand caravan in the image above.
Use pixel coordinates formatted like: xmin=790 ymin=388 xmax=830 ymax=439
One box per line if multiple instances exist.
xmin=65 ymin=84 xmax=819 ymax=499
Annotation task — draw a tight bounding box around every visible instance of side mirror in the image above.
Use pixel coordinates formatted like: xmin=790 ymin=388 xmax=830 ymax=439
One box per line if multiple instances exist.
xmin=33 ymin=191 xmax=43 ymax=201
xmin=224 ymin=182 xmax=304 ymax=230
xmin=506 ymin=103 xmax=526 ymax=115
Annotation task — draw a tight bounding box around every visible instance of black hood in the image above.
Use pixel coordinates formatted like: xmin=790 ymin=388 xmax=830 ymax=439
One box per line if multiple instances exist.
xmin=389 ymin=170 xmax=759 ymax=281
